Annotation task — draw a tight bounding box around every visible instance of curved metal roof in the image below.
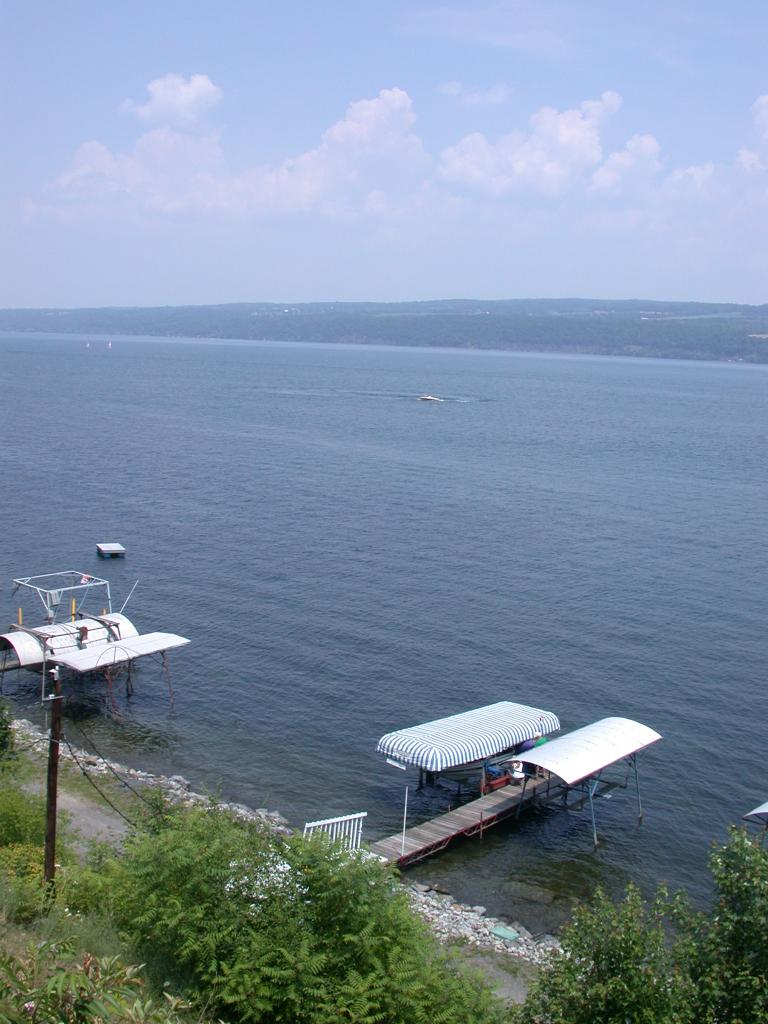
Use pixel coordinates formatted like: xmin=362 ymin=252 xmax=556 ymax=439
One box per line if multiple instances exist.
xmin=743 ymin=801 xmax=768 ymax=825
xmin=50 ymin=632 xmax=189 ymax=671
xmin=0 ymin=630 xmax=46 ymax=667
xmin=516 ymin=716 xmax=662 ymax=785
xmin=0 ymin=614 xmax=140 ymax=668
xmin=376 ymin=701 xmax=561 ymax=772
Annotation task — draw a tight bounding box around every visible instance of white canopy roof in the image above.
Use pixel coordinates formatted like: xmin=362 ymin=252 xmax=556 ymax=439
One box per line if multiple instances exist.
xmin=743 ymin=801 xmax=768 ymax=825
xmin=376 ymin=701 xmax=560 ymax=772
xmin=0 ymin=614 xmax=139 ymax=668
xmin=516 ymin=716 xmax=662 ymax=785
xmin=50 ymin=632 xmax=189 ymax=672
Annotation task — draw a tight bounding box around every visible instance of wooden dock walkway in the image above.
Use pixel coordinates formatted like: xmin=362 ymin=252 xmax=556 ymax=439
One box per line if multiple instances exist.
xmin=369 ymin=776 xmax=554 ymax=867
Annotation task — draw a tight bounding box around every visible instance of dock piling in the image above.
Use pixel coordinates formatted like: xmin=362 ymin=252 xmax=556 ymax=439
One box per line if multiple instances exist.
xmin=401 ymin=786 xmax=409 ymax=857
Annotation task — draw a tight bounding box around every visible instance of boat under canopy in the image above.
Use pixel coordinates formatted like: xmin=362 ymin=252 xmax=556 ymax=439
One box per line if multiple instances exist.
xmin=376 ymin=701 xmax=560 ymax=772
xmin=743 ymin=801 xmax=768 ymax=826
xmin=515 ymin=716 xmax=662 ymax=785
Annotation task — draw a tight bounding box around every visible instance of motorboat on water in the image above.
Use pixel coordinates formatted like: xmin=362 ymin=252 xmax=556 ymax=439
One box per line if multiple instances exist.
xmin=418 ymin=394 xmax=444 ymax=402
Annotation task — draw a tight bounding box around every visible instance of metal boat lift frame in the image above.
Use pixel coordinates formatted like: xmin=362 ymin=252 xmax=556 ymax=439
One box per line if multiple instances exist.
xmin=371 ymin=715 xmax=662 ymax=865
xmin=12 ymin=571 xmax=112 ymax=623
xmin=2 ymin=572 xmax=189 ymax=700
xmin=551 ymin=753 xmax=644 ymax=847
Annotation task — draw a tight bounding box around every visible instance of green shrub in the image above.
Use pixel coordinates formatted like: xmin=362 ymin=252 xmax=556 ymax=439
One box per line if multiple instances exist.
xmin=0 ymin=703 xmax=14 ymax=765
xmin=514 ymin=883 xmax=695 ymax=1024
xmin=0 ymin=787 xmax=46 ymax=847
xmin=106 ymin=805 xmax=508 ymax=1023
xmin=0 ymin=841 xmax=47 ymax=924
xmin=0 ymin=940 xmax=188 ymax=1023
xmin=687 ymin=828 xmax=768 ymax=1024
xmin=0 ymin=842 xmax=44 ymax=880
xmin=0 ymin=871 xmax=46 ymax=925
xmin=515 ymin=830 xmax=768 ymax=1024
xmin=55 ymin=862 xmax=109 ymax=919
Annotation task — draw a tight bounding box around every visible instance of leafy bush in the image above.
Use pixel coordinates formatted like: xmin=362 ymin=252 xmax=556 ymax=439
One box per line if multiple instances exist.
xmin=515 ymin=829 xmax=768 ymax=1024
xmin=0 ymin=842 xmax=44 ymax=880
xmin=0 ymin=940 xmax=188 ymax=1023
xmin=0 ymin=842 xmax=46 ymax=921
xmin=106 ymin=805 xmax=508 ymax=1023
xmin=0 ymin=703 xmax=14 ymax=765
xmin=687 ymin=828 xmax=768 ymax=1023
xmin=0 ymin=787 xmax=46 ymax=847
xmin=514 ymin=883 xmax=695 ymax=1024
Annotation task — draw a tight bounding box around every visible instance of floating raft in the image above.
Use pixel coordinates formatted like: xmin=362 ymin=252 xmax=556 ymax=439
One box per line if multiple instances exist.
xmin=97 ymin=543 xmax=126 ymax=558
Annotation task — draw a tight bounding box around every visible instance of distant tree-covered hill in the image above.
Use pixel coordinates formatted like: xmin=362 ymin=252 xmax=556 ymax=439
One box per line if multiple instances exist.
xmin=2 ymin=298 xmax=768 ymax=363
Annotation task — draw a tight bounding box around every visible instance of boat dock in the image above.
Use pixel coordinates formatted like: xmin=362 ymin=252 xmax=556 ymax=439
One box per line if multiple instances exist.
xmin=372 ymin=705 xmax=662 ymax=863
xmin=369 ymin=776 xmax=554 ymax=867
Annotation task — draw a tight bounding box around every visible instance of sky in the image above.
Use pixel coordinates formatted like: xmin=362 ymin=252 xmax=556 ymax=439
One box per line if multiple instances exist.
xmin=2 ymin=0 xmax=768 ymax=307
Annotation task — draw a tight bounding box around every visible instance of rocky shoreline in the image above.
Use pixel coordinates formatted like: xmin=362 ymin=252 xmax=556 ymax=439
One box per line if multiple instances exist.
xmin=404 ymin=883 xmax=560 ymax=966
xmin=9 ymin=718 xmax=293 ymax=834
xmin=10 ymin=717 xmax=560 ymax=967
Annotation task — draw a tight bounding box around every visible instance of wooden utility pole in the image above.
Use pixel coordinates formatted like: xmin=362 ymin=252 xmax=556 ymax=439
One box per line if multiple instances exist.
xmin=44 ymin=667 xmax=62 ymax=889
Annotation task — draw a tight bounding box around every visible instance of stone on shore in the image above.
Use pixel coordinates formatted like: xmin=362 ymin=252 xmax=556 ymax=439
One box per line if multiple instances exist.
xmin=404 ymin=882 xmax=561 ymax=968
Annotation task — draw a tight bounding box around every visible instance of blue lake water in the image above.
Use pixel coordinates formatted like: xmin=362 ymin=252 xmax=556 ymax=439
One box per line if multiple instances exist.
xmin=1 ymin=332 xmax=766 ymax=932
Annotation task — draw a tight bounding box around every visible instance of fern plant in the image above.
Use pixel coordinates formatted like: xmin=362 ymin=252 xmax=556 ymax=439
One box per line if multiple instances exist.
xmin=104 ymin=804 xmax=510 ymax=1023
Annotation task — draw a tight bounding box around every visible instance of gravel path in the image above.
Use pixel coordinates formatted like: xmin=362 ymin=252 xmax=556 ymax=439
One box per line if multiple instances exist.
xmin=58 ymin=789 xmax=130 ymax=849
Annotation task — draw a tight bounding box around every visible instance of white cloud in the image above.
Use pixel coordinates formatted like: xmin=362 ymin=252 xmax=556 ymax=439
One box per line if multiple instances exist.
xmin=591 ymin=133 xmax=661 ymax=193
xmin=41 ymin=84 xmax=765 ymax=234
xmin=752 ymin=95 xmax=768 ymax=144
xmin=664 ymin=163 xmax=715 ymax=196
xmin=55 ymin=129 xmax=225 ymax=213
xmin=439 ymin=80 xmax=511 ymax=107
xmin=439 ymin=80 xmax=463 ymax=98
xmin=438 ymin=91 xmax=621 ymax=195
xmin=232 ymin=88 xmax=427 ymax=216
xmin=737 ymin=147 xmax=765 ymax=173
xmin=122 ymin=73 xmax=223 ymax=125
xmin=50 ymin=87 xmax=427 ymax=218
xmin=322 ymin=87 xmax=420 ymax=156
xmin=24 ymin=78 xmax=768 ymax=305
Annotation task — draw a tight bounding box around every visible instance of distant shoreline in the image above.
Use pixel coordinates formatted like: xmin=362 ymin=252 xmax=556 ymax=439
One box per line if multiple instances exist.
xmin=1 ymin=329 xmax=767 ymax=370
xmin=1 ymin=296 xmax=768 ymax=364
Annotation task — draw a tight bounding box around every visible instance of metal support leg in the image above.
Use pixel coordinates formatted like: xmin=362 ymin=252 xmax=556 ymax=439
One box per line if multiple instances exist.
xmin=587 ymin=772 xmax=603 ymax=847
xmin=632 ymin=755 xmax=644 ymax=823
xmin=588 ymin=781 xmax=598 ymax=847
xmin=516 ymin=776 xmax=529 ymax=819
xmin=400 ymin=786 xmax=409 ymax=857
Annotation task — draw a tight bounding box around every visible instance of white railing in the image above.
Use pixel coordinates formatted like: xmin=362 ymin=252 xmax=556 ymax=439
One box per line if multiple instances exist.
xmin=303 ymin=811 xmax=367 ymax=851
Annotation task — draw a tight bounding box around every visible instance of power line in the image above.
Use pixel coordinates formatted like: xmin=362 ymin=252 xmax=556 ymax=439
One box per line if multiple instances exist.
xmin=65 ymin=719 xmax=158 ymax=811
xmin=8 ymin=738 xmax=45 ymax=756
xmin=61 ymin=735 xmax=139 ymax=830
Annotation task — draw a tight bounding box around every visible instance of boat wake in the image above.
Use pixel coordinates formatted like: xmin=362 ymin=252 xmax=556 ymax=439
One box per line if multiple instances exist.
xmin=262 ymin=387 xmax=475 ymax=403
